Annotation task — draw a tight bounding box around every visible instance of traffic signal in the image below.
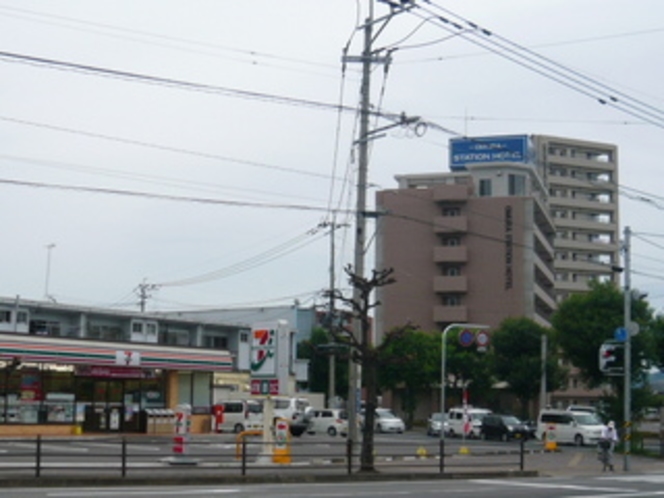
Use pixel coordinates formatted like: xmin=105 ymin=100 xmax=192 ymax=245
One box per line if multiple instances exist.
xmin=599 ymin=342 xmax=624 ymax=374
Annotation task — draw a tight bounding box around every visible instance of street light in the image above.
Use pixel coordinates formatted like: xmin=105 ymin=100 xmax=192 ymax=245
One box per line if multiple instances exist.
xmin=439 ymin=323 xmax=489 ymax=463
xmin=44 ymin=243 xmax=56 ymax=302
xmin=622 ymin=226 xmax=632 ymax=472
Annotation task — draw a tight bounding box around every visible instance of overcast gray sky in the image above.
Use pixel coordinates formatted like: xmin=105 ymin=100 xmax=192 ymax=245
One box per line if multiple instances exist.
xmin=1 ymin=0 xmax=663 ymax=315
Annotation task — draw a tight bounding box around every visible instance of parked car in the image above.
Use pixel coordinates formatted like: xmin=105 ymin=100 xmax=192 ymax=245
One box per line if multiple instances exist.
xmin=537 ymin=409 xmax=604 ymax=446
xmin=447 ymin=407 xmax=492 ymax=438
xmin=365 ymin=408 xmax=405 ymax=434
xmin=376 ymin=408 xmax=406 ymax=433
xmin=480 ymin=414 xmax=530 ymax=441
xmin=212 ymin=399 xmax=263 ymax=433
xmin=272 ymin=396 xmax=312 ymax=437
xmin=523 ymin=419 xmax=538 ymax=439
xmin=426 ymin=412 xmax=448 ymax=437
xmin=306 ymin=408 xmax=348 ymax=436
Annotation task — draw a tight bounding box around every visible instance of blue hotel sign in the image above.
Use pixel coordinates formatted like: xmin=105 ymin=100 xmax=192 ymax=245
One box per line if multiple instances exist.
xmin=449 ymin=135 xmax=530 ymax=171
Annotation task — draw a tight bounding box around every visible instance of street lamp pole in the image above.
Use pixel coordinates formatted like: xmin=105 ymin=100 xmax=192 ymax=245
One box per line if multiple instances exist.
xmin=623 ymin=226 xmax=632 ymax=472
xmin=440 ymin=323 xmax=489 ymax=450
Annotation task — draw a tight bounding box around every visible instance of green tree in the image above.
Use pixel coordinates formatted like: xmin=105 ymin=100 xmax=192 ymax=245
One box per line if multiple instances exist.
xmin=377 ymin=326 xmax=440 ymax=427
xmin=444 ymin=340 xmax=495 ymax=408
xmin=297 ymin=327 xmax=348 ymax=398
xmin=491 ymin=317 xmax=566 ymax=418
xmin=552 ymin=281 xmax=653 ymax=388
xmin=551 ymin=280 xmax=655 ymax=423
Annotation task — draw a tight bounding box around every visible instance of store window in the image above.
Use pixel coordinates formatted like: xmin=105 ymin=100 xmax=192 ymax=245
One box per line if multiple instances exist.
xmin=0 ymin=362 xmax=74 ymax=424
xmin=178 ymin=372 xmax=212 ymax=414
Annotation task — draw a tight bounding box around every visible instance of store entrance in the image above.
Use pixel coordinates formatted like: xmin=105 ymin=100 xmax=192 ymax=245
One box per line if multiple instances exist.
xmin=82 ymin=379 xmax=124 ymax=432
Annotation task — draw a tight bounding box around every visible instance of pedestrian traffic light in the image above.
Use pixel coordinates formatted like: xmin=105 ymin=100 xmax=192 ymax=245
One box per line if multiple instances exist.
xmin=599 ymin=342 xmax=624 ymax=374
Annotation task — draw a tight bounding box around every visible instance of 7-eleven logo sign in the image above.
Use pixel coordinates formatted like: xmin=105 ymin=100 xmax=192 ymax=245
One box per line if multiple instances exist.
xmin=250 ymin=327 xmax=276 ymax=374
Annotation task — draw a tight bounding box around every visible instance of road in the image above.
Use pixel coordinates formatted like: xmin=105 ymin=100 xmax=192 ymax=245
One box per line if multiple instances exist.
xmin=5 ymin=474 xmax=664 ymax=498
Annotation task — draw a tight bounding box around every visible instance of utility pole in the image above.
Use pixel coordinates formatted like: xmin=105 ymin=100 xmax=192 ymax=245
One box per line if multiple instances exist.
xmin=623 ymin=226 xmax=632 ymax=471
xmin=346 ymin=0 xmax=377 ymax=446
xmin=136 ymin=281 xmax=157 ymax=312
xmin=540 ymin=334 xmax=547 ymax=411
xmin=342 ymin=0 xmax=417 ymax=447
xmin=319 ymin=220 xmax=348 ymax=407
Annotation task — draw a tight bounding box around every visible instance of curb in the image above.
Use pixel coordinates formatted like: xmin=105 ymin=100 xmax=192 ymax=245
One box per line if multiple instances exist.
xmin=0 ymin=470 xmax=540 ymax=489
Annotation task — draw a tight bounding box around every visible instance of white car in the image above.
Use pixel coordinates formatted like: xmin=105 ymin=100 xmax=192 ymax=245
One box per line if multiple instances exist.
xmin=306 ymin=408 xmax=348 ymax=437
xmin=373 ymin=408 xmax=405 ymax=434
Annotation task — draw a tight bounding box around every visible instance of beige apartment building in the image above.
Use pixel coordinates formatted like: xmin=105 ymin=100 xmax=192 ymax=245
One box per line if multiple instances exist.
xmin=375 ymin=134 xmax=620 ymax=339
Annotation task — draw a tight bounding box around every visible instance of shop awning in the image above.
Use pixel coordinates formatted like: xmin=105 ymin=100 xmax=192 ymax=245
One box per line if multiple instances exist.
xmin=0 ymin=334 xmax=233 ymax=372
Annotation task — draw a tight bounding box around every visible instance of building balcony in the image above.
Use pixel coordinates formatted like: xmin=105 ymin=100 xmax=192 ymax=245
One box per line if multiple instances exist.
xmin=550 ymin=196 xmax=617 ymax=213
xmin=433 ymin=276 xmax=468 ymax=293
xmin=555 ymin=238 xmax=619 ymax=254
xmin=554 ymin=217 xmax=618 ymax=233
xmin=433 ymin=305 xmax=468 ymax=323
xmin=433 ymin=246 xmax=468 ymax=263
xmin=546 ymin=154 xmax=616 ymax=172
xmin=432 ymin=184 xmax=470 ymax=202
xmin=433 ymin=215 xmax=468 ymax=234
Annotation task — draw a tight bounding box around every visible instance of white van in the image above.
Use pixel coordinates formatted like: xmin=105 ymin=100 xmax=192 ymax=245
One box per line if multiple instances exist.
xmin=537 ymin=409 xmax=604 ymax=446
xmin=446 ymin=407 xmax=492 ymax=438
xmin=213 ymin=399 xmax=262 ymax=433
xmin=271 ymin=396 xmax=312 ymax=436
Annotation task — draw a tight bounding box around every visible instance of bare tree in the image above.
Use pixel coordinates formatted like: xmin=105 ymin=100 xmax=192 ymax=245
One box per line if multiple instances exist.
xmin=326 ymin=264 xmax=398 ymax=472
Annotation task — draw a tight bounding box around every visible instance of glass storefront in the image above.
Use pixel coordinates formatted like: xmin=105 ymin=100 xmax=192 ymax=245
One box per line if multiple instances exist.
xmin=0 ymin=360 xmax=166 ymax=432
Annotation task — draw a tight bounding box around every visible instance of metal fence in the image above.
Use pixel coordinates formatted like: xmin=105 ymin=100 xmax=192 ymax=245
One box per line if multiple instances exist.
xmin=0 ymin=435 xmax=527 ymax=480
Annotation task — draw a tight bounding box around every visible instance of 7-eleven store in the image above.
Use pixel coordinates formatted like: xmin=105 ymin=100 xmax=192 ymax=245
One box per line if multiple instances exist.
xmin=0 ymin=334 xmax=232 ymax=436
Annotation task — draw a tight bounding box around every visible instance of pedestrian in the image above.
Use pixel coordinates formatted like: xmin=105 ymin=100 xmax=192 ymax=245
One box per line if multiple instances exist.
xmin=599 ymin=420 xmax=619 ymax=471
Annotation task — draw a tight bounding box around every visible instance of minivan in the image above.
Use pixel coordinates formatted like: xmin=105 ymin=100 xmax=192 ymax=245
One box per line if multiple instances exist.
xmin=272 ymin=396 xmax=311 ymax=436
xmin=446 ymin=407 xmax=492 ymax=438
xmin=214 ymin=399 xmax=263 ymax=433
xmin=537 ymin=409 xmax=604 ymax=446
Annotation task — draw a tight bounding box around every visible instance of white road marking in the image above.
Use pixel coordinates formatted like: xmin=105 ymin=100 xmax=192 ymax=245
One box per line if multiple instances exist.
xmin=47 ymin=489 xmax=239 ymax=497
xmin=472 ymin=479 xmax=637 ymax=493
xmin=10 ymin=442 xmax=89 ymax=453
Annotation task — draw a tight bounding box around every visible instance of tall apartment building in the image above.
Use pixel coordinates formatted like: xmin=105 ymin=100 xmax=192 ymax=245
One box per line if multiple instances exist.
xmin=532 ymin=135 xmax=620 ymax=302
xmin=374 ymin=134 xmax=620 ymax=340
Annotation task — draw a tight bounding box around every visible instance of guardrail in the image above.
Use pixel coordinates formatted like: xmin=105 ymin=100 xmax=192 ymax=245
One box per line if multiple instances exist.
xmin=0 ymin=435 xmax=528 ymax=480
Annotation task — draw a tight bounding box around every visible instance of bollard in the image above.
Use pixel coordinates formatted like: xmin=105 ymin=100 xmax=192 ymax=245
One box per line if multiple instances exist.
xmin=544 ymin=425 xmax=558 ymax=452
xmin=272 ymin=418 xmax=291 ymax=464
xmin=168 ymin=403 xmax=198 ymax=465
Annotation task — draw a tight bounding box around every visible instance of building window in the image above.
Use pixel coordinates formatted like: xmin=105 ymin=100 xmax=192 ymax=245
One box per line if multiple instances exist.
xmin=442 ymin=207 xmax=461 ymax=216
xmin=443 ymin=267 xmax=461 ymax=276
xmin=240 ymin=332 xmax=249 ymax=343
xmin=29 ymin=320 xmax=60 ymax=336
xmin=508 ymin=174 xmax=526 ymax=196
xmin=479 ymin=179 xmax=492 ymax=197
xmin=16 ymin=312 xmax=28 ymax=324
xmin=443 ymin=295 xmax=460 ymax=306
xmin=442 ymin=237 xmax=460 ymax=247
xmin=0 ymin=311 xmax=10 ymax=323
xmin=205 ymin=335 xmax=228 ymax=350
xmin=132 ymin=322 xmax=143 ymax=334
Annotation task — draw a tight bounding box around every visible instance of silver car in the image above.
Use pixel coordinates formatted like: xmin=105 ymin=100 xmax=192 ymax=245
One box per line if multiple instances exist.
xmin=374 ymin=408 xmax=405 ymax=433
xmin=427 ymin=412 xmax=448 ymax=436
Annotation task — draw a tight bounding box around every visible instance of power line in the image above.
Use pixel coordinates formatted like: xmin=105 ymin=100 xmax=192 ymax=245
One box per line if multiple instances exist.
xmin=410 ymin=2 xmax=664 ymax=129
xmin=0 ymin=177 xmax=356 ymax=215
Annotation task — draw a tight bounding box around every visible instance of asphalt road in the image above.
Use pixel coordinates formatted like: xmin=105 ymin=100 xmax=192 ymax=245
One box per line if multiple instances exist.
xmin=6 ymin=474 xmax=664 ymax=498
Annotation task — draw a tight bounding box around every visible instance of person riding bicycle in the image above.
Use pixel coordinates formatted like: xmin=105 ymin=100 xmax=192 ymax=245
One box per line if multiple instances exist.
xmin=598 ymin=420 xmax=619 ymax=471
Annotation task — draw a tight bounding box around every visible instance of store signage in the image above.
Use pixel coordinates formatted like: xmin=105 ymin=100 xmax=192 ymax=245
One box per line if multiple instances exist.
xmin=75 ymin=365 xmax=147 ymax=378
xmin=116 ymin=350 xmax=141 ymax=366
xmin=449 ymin=135 xmax=530 ymax=171
xmin=250 ymin=378 xmax=279 ymax=396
